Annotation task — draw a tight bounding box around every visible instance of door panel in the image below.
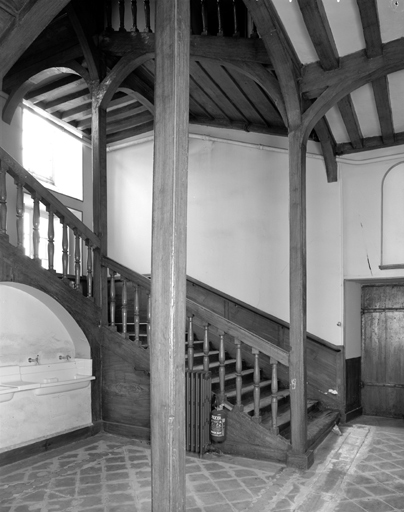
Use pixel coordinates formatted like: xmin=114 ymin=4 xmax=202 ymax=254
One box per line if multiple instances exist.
xmin=361 ymin=285 xmax=404 ymax=418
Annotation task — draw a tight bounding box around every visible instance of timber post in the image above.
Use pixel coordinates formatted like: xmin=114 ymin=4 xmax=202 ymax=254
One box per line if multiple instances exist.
xmin=150 ymin=0 xmax=190 ymax=510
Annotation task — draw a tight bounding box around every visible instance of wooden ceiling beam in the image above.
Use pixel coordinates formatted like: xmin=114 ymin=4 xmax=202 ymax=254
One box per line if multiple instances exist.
xmin=107 ymin=120 xmax=154 ymax=144
xmin=356 ymin=0 xmax=382 ymax=59
xmin=61 ymin=92 xmax=132 ymax=123
xmin=191 ymin=116 xmax=288 ymax=137
xmin=302 ymin=37 xmax=404 ymax=99
xmin=106 ymin=110 xmax=154 ymax=135
xmin=0 ymin=0 xmax=71 ymax=78
xmin=78 ymin=102 xmax=145 ymax=130
xmin=40 ymin=89 xmax=90 ymax=114
xmin=100 ymin=32 xmax=272 ymax=66
xmin=372 ymin=76 xmax=395 ymax=145
xmin=337 ymin=131 xmax=404 ymax=155
xmin=25 ymin=75 xmax=81 ymax=102
xmin=337 ymin=95 xmax=363 ymax=150
xmin=297 ymin=0 xmax=339 ymax=71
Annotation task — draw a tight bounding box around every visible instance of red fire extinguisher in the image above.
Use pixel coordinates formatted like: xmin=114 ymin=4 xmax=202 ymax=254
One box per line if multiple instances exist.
xmin=210 ymin=404 xmax=227 ymax=443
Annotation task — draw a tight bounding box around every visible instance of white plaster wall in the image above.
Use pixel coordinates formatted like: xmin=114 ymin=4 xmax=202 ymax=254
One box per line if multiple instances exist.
xmin=344 ymin=281 xmax=362 ymax=359
xmin=340 ymin=154 xmax=404 ymax=280
xmin=107 ymin=129 xmax=343 ymax=345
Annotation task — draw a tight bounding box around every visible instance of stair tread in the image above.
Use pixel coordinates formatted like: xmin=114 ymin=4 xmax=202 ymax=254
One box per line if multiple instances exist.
xmin=185 ymin=350 xmax=219 ymax=359
xmin=243 ymin=389 xmax=291 ymax=414
xmin=261 ymin=398 xmax=317 ymax=429
xmin=226 ymin=380 xmax=271 ymax=398
xmin=193 ymin=359 xmax=236 ymax=370
xmin=211 ymin=368 xmax=254 ymax=383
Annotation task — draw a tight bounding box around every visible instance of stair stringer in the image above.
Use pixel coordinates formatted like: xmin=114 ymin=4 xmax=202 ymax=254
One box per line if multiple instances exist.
xmin=218 ymin=408 xmax=291 ymax=463
xmin=0 ymin=236 xmax=103 ymax=426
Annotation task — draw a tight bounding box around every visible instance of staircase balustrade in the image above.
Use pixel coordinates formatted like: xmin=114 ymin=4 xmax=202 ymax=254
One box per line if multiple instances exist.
xmin=103 ymin=0 xmax=254 ymax=38
xmin=0 ymin=147 xmax=100 ymax=297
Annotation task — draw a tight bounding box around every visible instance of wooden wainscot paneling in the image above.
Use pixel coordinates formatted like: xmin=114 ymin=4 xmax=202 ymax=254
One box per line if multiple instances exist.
xmin=101 ymin=340 xmax=150 ymax=440
xmin=345 ymin=356 xmax=362 ymax=422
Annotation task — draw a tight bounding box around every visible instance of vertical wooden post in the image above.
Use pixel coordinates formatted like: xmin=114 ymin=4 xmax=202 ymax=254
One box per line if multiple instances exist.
xmin=0 ymin=161 xmax=8 ymax=238
xmin=288 ymin=129 xmax=309 ymax=462
xmin=150 ymin=0 xmax=190 ymax=509
xmin=47 ymin=208 xmax=55 ymax=272
xmin=92 ymin=103 xmax=108 ymax=324
xmin=15 ymin=181 xmax=24 ymax=252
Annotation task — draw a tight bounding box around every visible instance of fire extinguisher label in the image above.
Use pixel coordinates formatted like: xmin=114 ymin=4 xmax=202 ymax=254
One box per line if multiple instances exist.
xmin=211 ymin=414 xmax=225 ymax=435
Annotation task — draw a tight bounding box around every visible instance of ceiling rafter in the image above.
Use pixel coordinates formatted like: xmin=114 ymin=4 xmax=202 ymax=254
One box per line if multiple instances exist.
xmin=337 ymin=131 xmax=404 ymax=155
xmin=356 ymin=0 xmax=395 ymax=146
xmin=337 ymin=95 xmax=363 ymax=150
xmin=297 ymin=0 xmax=339 ymax=71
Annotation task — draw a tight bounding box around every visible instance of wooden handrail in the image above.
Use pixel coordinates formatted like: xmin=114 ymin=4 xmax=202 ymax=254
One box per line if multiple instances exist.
xmin=102 ymin=256 xmax=289 ymax=366
xmin=187 ymin=300 xmax=289 ymax=367
xmin=0 ymin=147 xmax=100 ymax=248
xmin=101 ymin=255 xmax=152 ymax=289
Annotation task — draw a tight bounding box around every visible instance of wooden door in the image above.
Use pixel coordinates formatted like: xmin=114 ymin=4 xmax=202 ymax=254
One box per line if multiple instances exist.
xmin=361 ymin=285 xmax=404 ymax=417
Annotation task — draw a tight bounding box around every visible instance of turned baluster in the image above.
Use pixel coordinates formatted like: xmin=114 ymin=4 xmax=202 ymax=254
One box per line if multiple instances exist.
xmin=232 ymin=0 xmax=239 ymax=36
xmin=47 ymin=208 xmax=55 ymax=272
xmin=105 ymin=0 xmax=113 ymax=32
xmin=0 ymin=162 xmax=7 ymax=237
xmin=122 ymin=278 xmax=128 ymax=336
xmin=110 ymin=270 xmax=116 ymax=328
xmin=235 ymin=338 xmax=243 ymax=411
xmin=118 ymin=0 xmax=126 ymax=31
xmin=270 ymin=358 xmax=279 ymax=434
xmin=86 ymin=242 xmax=93 ymax=298
xmin=74 ymin=229 xmax=81 ymax=290
xmin=143 ymin=0 xmax=152 ymax=32
xmin=62 ymin=221 xmax=68 ymax=279
xmin=147 ymin=293 xmax=151 ymax=345
xmin=187 ymin=316 xmax=194 ymax=370
xmin=200 ymin=0 xmax=208 ymax=35
xmin=134 ymin=285 xmax=140 ymax=343
xmin=218 ymin=333 xmax=226 ymax=403
xmin=16 ymin=181 xmax=24 ymax=251
xmin=250 ymin=17 xmax=258 ymax=39
xmin=252 ymin=349 xmax=261 ymax=423
xmin=216 ymin=0 xmax=223 ymax=36
xmin=131 ymin=0 xmax=139 ymax=32
xmin=203 ymin=324 xmax=210 ymax=372
xmin=32 ymin=194 xmax=41 ymax=263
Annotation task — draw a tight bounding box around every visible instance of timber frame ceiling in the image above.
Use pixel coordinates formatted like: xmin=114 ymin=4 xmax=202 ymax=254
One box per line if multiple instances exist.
xmin=1 ymin=0 xmax=403 ymax=182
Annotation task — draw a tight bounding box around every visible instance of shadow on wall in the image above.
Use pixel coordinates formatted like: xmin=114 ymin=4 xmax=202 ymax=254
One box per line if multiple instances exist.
xmin=0 ymin=282 xmax=90 ymax=365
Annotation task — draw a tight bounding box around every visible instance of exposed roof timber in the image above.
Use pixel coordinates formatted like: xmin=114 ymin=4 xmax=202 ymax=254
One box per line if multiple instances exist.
xmin=372 ymin=76 xmax=395 ymax=146
xmin=3 ymin=43 xmax=83 ymax=92
xmin=242 ymin=0 xmax=301 ymax=128
xmin=356 ymin=0 xmax=382 ymax=59
xmin=66 ymin=1 xmax=100 ymax=82
xmin=337 ymin=131 xmax=404 ymax=155
xmin=107 ymin=120 xmax=154 ymax=144
xmin=25 ymin=75 xmax=81 ymax=102
xmin=310 ymin=116 xmax=337 ymax=183
xmin=301 ymin=38 xmax=404 ymax=99
xmin=296 ymin=0 xmax=339 ymax=71
xmin=100 ymin=33 xmax=273 ymax=66
xmin=106 ymin=110 xmax=154 ymax=135
xmin=121 ymin=74 xmax=155 ymax=114
xmin=190 ymin=117 xmax=288 ymax=138
xmin=337 ymin=95 xmax=363 ymax=150
xmin=0 ymin=0 xmax=71 ymax=78
xmin=40 ymin=89 xmax=91 ymax=114
xmin=78 ymin=102 xmax=146 ymax=130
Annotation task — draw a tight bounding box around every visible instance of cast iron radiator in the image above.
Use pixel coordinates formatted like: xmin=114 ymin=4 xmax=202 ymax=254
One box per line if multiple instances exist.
xmin=185 ymin=370 xmax=212 ymax=456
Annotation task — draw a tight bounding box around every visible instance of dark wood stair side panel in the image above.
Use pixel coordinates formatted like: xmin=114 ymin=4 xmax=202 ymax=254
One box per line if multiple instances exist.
xmin=306 ymin=410 xmax=340 ymax=451
xmin=0 ymin=237 xmax=103 ymax=424
xmin=217 ymin=408 xmax=291 ymax=463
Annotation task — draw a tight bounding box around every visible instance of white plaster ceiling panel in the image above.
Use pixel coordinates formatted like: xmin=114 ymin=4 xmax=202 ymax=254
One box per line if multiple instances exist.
xmin=388 ymin=70 xmax=404 ymax=133
xmin=377 ymin=0 xmax=404 ymax=42
xmin=324 ymin=105 xmax=350 ymax=143
xmin=322 ymin=0 xmax=365 ymax=57
xmin=272 ymin=0 xmax=318 ymax=64
xmin=350 ymin=83 xmax=381 ymax=138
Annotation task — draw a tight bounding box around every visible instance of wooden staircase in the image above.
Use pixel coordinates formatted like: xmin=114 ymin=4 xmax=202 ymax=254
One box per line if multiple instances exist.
xmin=0 ymin=146 xmax=341 ymax=466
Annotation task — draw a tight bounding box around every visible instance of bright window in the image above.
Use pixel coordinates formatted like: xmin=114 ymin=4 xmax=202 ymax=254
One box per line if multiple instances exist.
xmin=22 ymin=109 xmax=83 ymax=200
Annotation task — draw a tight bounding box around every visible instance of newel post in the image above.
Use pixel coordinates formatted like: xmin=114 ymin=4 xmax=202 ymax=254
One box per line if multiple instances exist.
xmin=92 ymin=101 xmax=108 ymax=323
xmin=150 ymin=0 xmax=190 ymax=510
xmin=287 ymin=128 xmax=312 ymax=468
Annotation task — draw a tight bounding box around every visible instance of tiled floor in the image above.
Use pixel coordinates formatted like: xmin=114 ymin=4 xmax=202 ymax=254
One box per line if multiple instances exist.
xmin=0 ymin=417 xmax=403 ymax=512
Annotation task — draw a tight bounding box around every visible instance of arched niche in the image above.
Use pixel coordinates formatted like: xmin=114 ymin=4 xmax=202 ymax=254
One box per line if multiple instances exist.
xmin=381 ymin=162 xmax=404 ymax=267
xmin=0 ymin=282 xmax=90 ymax=366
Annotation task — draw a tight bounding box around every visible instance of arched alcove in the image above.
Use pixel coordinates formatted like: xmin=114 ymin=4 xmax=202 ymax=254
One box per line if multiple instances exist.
xmin=0 ymin=282 xmax=90 ymax=366
xmin=381 ymin=162 xmax=404 ymax=267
